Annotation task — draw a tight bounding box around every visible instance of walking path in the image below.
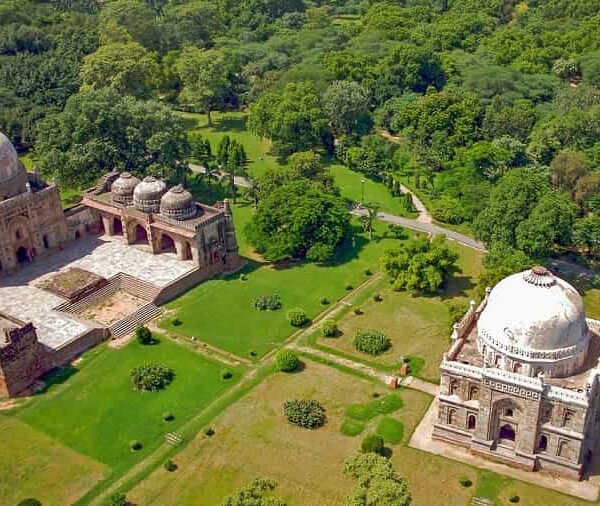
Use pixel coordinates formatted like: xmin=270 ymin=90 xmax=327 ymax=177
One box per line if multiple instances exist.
xmin=399 ymin=183 xmax=432 ymax=224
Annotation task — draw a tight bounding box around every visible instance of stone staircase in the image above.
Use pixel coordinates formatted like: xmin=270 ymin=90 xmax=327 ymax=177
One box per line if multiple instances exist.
xmin=470 ymin=497 xmax=493 ymax=506
xmin=109 ymin=302 xmax=163 ymax=338
xmin=120 ymin=273 xmax=161 ymax=301
xmin=55 ymin=277 xmax=121 ymax=314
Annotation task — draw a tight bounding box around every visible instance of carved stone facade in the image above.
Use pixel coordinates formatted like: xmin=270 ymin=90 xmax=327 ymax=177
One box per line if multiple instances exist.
xmin=433 ymin=267 xmax=600 ymax=480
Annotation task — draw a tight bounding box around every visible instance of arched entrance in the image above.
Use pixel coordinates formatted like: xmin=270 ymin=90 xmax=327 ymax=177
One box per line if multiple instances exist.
xmin=160 ymin=233 xmax=176 ymax=253
xmin=43 ymin=235 xmax=50 ymax=249
xmin=113 ymin=217 xmax=123 ymax=235
xmin=498 ymin=424 xmax=516 ymax=443
xmin=468 ymin=414 xmax=476 ymax=430
xmin=134 ymin=225 xmax=148 ymax=244
xmin=183 ymin=242 xmax=193 ymax=261
xmin=16 ymin=246 xmax=30 ymax=264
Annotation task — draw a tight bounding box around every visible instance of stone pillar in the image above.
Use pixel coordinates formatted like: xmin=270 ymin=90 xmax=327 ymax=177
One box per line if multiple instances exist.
xmin=175 ymin=238 xmax=186 ymax=261
xmin=101 ymin=215 xmax=113 ymax=236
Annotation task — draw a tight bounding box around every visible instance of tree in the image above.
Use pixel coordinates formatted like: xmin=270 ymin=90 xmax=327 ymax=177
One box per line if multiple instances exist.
xmin=108 ymin=492 xmax=127 ymax=506
xmin=477 ymin=243 xmax=534 ymax=298
xmin=248 ymin=81 xmax=331 ymax=156
xmin=361 ymin=434 xmax=385 ymax=455
xmin=573 ymin=216 xmax=600 ymax=258
xmin=550 ymin=151 xmax=588 ymax=195
xmin=100 ymin=0 xmax=160 ymax=51
xmin=343 ymin=452 xmax=411 ymax=506
xmin=222 ymin=478 xmax=286 ymax=506
xmin=360 ymin=203 xmax=380 ymax=240
xmin=246 ymin=180 xmax=350 ymax=263
xmin=287 ymin=151 xmax=333 ymax=189
xmin=35 ymin=88 xmax=189 ymax=187
xmin=381 ymin=235 xmax=458 ymax=294
xmin=515 ymin=193 xmax=577 ymax=257
xmin=80 ymin=42 xmax=158 ymax=99
xmin=130 ymin=363 xmax=174 ymax=391
xmin=323 ymin=80 xmax=372 ymax=137
xmin=580 ymin=51 xmax=600 ymax=87
xmin=473 ymin=169 xmax=550 ymax=248
xmin=135 ymin=326 xmax=154 ymax=345
xmin=176 ymin=47 xmax=230 ymax=125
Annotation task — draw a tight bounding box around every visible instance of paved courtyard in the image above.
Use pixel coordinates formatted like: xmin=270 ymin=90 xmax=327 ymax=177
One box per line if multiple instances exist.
xmin=0 ymin=235 xmax=195 ymax=350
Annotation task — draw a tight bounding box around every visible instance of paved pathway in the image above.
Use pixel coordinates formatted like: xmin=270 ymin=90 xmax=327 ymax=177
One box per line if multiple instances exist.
xmin=399 ymin=183 xmax=432 ymax=224
xmin=351 ymin=207 xmax=487 ymax=251
xmin=189 ymin=162 xmax=251 ymax=188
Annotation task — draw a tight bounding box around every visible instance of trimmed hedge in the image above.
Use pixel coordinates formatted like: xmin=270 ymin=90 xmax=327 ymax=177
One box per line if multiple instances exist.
xmin=284 ymin=400 xmax=325 ymax=429
xmin=353 ymin=329 xmax=391 ymax=355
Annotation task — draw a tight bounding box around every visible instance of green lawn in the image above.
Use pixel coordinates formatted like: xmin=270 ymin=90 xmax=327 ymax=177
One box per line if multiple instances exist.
xmin=162 ymin=207 xmax=400 ymax=359
xmin=11 ymin=338 xmax=240 ymax=472
xmin=330 ymin=164 xmax=417 ymax=217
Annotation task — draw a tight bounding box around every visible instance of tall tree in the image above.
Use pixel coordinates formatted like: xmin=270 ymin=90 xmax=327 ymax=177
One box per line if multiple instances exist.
xmin=323 ymin=80 xmax=372 ymax=137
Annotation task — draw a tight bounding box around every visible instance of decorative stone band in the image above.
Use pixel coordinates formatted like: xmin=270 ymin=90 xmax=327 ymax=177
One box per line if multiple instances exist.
xmin=483 ymin=366 xmax=544 ymax=392
xmin=441 ymin=359 xmax=482 ymax=380
xmin=477 ymin=328 xmax=588 ymax=361
xmin=546 ymin=385 xmax=589 ymax=407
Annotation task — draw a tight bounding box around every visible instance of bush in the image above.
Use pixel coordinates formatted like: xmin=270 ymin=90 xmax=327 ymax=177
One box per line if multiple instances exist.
xmin=373 ymin=293 xmax=383 ymax=302
xmin=509 ymin=495 xmax=520 ymax=503
xmin=275 ymin=349 xmax=300 ymax=372
xmin=254 ymin=293 xmax=282 ymax=311
xmin=17 ymin=500 xmax=42 ymax=506
xmin=345 ymin=284 xmax=353 ymax=291
xmin=130 ymin=363 xmax=174 ymax=391
xmin=135 ymin=326 xmax=154 ymax=345
xmin=240 ymin=273 xmax=248 ymax=281
xmin=164 ymin=459 xmax=178 ymax=472
xmin=284 ymin=400 xmax=326 ymax=429
xmin=353 ymin=307 xmax=363 ymax=315
xmin=130 ymin=440 xmax=142 ymax=451
xmin=459 ymin=478 xmax=472 ymax=488
xmin=162 ymin=411 xmax=174 ymax=422
xmin=364 ymin=268 xmax=372 ymax=276
xmin=354 ymin=329 xmax=391 ymax=355
xmin=321 ymin=319 xmax=337 ymax=337
xmin=249 ymin=350 xmax=257 ymax=357
xmin=221 ymin=369 xmax=233 ymax=379
xmin=320 ymin=296 xmax=330 ymax=305
xmin=361 ymin=434 xmax=385 ymax=455
xmin=204 ymin=426 xmax=215 ymax=436
xmin=108 ymin=493 xmax=127 ymax=506
xmin=171 ymin=317 xmax=182 ymax=326
xmin=287 ymin=308 xmax=308 ymax=327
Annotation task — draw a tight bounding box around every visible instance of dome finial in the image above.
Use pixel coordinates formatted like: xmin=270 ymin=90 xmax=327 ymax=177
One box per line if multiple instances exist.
xmin=523 ymin=266 xmax=556 ymax=287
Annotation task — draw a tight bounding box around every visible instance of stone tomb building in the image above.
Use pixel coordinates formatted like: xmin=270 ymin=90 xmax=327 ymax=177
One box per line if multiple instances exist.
xmin=0 ymin=131 xmax=240 ymax=397
xmin=433 ymin=266 xmax=600 ymax=479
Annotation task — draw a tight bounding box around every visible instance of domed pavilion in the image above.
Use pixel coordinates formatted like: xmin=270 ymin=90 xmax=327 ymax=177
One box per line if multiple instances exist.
xmin=433 ymin=266 xmax=600 ymax=479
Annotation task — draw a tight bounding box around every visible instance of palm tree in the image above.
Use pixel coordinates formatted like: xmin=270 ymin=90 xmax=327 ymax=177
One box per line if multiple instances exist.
xmin=361 ymin=203 xmax=380 ymax=240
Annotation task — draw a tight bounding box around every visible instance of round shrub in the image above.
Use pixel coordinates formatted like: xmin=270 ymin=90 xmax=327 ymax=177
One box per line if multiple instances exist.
xmin=162 ymin=411 xmax=174 ymax=422
xmin=172 ymin=317 xmax=182 ymax=326
xmin=221 ymin=369 xmax=233 ymax=379
xmin=18 ymin=500 xmax=42 ymax=506
xmin=345 ymin=284 xmax=353 ymax=291
xmin=275 ymin=349 xmax=300 ymax=372
xmin=509 ymin=495 xmax=520 ymax=503
xmin=254 ymin=293 xmax=282 ymax=311
xmin=373 ymin=293 xmax=383 ymax=302
xmin=130 ymin=440 xmax=142 ymax=451
xmin=459 ymin=478 xmax=472 ymax=488
xmin=287 ymin=308 xmax=308 ymax=327
xmin=135 ymin=326 xmax=154 ymax=345
xmin=108 ymin=493 xmax=127 ymax=506
xmin=364 ymin=268 xmax=372 ymax=276
xmin=240 ymin=273 xmax=248 ymax=281
xmin=353 ymin=329 xmax=391 ymax=355
xmin=249 ymin=350 xmax=257 ymax=357
xmin=353 ymin=307 xmax=362 ymax=315
xmin=321 ymin=320 xmax=337 ymax=337
xmin=204 ymin=427 xmax=215 ymax=437
xmin=284 ymin=400 xmax=326 ymax=429
xmin=361 ymin=434 xmax=384 ymax=455
xmin=164 ymin=459 xmax=178 ymax=472
xmin=130 ymin=363 xmax=174 ymax=391
xmin=320 ymin=296 xmax=330 ymax=305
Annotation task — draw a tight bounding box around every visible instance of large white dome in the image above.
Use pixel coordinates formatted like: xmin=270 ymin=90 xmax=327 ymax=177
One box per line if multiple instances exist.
xmin=478 ymin=267 xmax=588 ymax=359
xmin=0 ymin=131 xmax=27 ymax=199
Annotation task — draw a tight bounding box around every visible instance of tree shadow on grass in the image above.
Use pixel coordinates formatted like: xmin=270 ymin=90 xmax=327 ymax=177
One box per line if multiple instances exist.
xmin=440 ymin=275 xmax=476 ymax=300
xmin=211 ymin=115 xmax=247 ymax=133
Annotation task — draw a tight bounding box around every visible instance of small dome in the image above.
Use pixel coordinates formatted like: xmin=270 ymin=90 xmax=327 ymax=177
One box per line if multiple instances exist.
xmin=0 ymin=131 xmax=27 ymax=199
xmin=111 ymin=172 xmax=140 ymax=205
xmin=160 ymin=184 xmax=197 ymax=220
xmin=478 ymin=267 xmax=589 ymax=364
xmin=133 ymin=176 xmax=167 ymax=213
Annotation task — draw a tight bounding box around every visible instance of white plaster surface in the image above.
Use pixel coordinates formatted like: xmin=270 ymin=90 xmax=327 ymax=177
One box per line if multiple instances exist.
xmin=0 ymin=235 xmax=194 ymax=350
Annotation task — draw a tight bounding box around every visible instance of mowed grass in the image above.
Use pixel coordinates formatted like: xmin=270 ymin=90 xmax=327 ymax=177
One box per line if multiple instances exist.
xmin=11 ymin=338 xmax=240 ymax=472
xmin=0 ymin=414 xmax=108 ymax=506
xmin=127 ymin=360 xmax=429 ymax=506
xmin=162 ymin=209 xmax=399 ymax=359
xmin=329 ymin=164 xmax=417 ymax=217
xmin=315 ymin=241 xmax=484 ymax=382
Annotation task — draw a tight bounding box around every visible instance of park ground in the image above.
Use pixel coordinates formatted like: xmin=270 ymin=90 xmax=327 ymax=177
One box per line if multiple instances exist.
xmin=5 ymin=111 xmax=600 ymax=505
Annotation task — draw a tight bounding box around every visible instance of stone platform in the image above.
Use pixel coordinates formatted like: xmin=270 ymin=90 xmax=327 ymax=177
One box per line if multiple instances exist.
xmin=0 ymin=235 xmax=195 ymax=350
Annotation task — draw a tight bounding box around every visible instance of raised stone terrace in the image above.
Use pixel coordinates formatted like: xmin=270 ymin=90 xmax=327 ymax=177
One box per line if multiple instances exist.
xmin=0 ymin=234 xmax=194 ymax=350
